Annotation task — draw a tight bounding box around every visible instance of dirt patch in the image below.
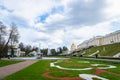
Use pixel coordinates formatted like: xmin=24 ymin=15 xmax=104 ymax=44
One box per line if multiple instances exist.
xmin=42 ymin=70 xmax=81 ymax=80
xmin=46 ymin=68 xmax=50 ymax=71
xmin=92 ymin=67 xmax=120 ymax=76
xmin=93 ymin=67 xmax=106 ymax=75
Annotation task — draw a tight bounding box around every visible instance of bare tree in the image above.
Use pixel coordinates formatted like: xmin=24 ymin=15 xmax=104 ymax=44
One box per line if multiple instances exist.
xmin=0 ymin=23 xmax=19 ymax=58
xmin=3 ymin=23 xmax=19 ymax=47
xmin=0 ymin=21 xmax=7 ymax=58
xmin=9 ymin=23 xmax=19 ymax=46
xmin=0 ymin=21 xmax=6 ymax=45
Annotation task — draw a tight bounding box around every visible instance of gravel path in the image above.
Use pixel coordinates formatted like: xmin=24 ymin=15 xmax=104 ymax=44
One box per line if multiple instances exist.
xmin=0 ymin=60 xmax=38 ymax=79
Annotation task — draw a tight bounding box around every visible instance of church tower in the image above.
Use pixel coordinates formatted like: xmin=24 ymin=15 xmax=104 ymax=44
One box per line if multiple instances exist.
xmin=71 ymin=43 xmax=76 ymax=51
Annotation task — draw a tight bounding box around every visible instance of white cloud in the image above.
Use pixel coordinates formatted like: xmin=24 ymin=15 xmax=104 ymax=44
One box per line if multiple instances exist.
xmin=0 ymin=0 xmax=59 ymax=26
xmin=50 ymin=29 xmax=64 ymax=44
xmin=18 ymin=27 xmax=65 ymax=48
xmin=104 ymin=0 xmax=120 ymax=19
xmin=0 ymin=0 xmax=120 ymax=49
xmin=46 ymin=13 xmax=65 ymax=24
xmin=34 ymin=23 xmax=46 ymax=31
xmin=18 ymin=27 xmax=50 ymax=44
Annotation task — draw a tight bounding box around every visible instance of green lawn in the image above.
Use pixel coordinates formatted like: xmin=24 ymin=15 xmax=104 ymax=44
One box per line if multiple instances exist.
xmin=101 ymin=72 xmax=120 ymax=80
xmin=2 ymin=58 xmax=120 ymax=80
xmin=2 ymin=60 xmax=52 ymax=80
xmin=79 ymin=58 xmax=120 ymax=74
xmin=0 ymin=60 xmax=23 ymax=67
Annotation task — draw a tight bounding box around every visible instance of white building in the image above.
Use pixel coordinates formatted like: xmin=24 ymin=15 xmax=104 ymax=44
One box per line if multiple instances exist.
xmin=8 ymin=45 xmax=21 ymax=57
xmin=77 ymin=30 xmax=120 ymax=50
xmin=103 ymin=30 xmax=120 ymax=45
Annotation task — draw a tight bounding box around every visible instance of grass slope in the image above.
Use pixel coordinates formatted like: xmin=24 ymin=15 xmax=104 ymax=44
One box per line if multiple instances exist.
xmin=77 ymin=43 xmax=120 ymax=57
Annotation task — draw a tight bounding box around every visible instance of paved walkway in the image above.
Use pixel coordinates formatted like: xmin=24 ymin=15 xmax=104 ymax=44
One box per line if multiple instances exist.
xmin=0 ymin=60 xmax=38 ymax=79
xmin=81 ymin=58 xmax=120 ymax=63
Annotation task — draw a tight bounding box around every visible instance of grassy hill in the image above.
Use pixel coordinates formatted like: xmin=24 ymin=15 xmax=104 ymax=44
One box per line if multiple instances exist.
xmin=77 ymin=42 xmax=120 ymax=57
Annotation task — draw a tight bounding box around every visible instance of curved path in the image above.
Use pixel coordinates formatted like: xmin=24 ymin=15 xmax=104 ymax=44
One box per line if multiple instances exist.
xmin=0 ymin=60 xmax=38 ymax=79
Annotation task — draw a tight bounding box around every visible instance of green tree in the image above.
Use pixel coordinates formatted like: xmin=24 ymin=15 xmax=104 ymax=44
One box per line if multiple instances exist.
xmin=41 ymin=48 xmax=48 ymax=56
xmin=63 ymin=46 xmax=68 ymax=51
xmin=25 ymin=45 xmax=32 ymax=56
xmin=58 ymin=47 xmax=63 ymax=54
xmin=50 ymin=49 xmax=57 ymax=55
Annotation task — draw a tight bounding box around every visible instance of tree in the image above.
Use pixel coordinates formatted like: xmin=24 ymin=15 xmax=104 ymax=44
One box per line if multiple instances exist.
xmin=2 ymin=23 xmax=19 ymax=49
xmin=50 ymin=49 xmax=56 ymax=55
xmin=41 ymin=48 xmax=48 ymax=56
xmin=32 ymin=46 xmax=38 ymax=52
xmin=57 ymin=47 xmax=63 ymax=54
xmin=63 ymin=46 xmax=68 ymax=51
xmin=9 ymin=23 xmax=19 ymax=46
xmin=24 ymin=45 xmax=32 ymax=56
xmin=0 ymin=21 xmax=6 ymax=45
xmin=0 ymin=21 xmax=7 ymax=58
xmin=0 ymin=22 xmax=19 ymax=58
xmin=19 ymin=42 xmax=25 ymax=51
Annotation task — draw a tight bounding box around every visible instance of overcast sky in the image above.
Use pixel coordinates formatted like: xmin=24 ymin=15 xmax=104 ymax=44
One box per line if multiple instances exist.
xmin=0 ymin=0 xmax=120 ymax=49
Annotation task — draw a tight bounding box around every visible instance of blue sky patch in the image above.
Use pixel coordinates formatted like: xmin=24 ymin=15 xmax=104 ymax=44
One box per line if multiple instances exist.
xmin=0 ymin=5 xmax=13 ymax=12
xmin=36 ymin=6 xmax=64 ymax=23
xmin=111 ymin=21 xmax=120 ymax=27
xmin=36 ymin=13 xmax=49 ymax=23
xmin=51 ymin=6 xmax=64 ymax=14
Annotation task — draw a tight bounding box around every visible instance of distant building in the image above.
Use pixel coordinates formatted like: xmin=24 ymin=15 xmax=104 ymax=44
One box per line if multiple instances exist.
xmin=20 ymin=51 xmax=25 ymax=56
xmin=103 ymin=30 xmax=120 ymax=44
xmin=8 ymin=45 xmax=21 ymax=57
xmin=71 ymin=43 xmax=76 ymax=51
xmin=77 ymin=30 xmax=120 ymax=50
xmin=28 ymin=51 xmax=37 ymax=56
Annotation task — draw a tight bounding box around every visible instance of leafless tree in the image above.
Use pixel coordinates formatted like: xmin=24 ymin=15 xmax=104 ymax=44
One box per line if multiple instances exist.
xmin=9 ymin=23 xmax=19 ymax=46
xmin=0 ymin=21 xmax=6 ymax=45
xmin=0 ymin=23 xmax=19 ymax=58
xmin=0 ymin=21 xmax=7 ymax=58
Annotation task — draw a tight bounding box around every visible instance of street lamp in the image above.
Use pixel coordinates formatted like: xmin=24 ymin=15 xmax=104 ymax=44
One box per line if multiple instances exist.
xmin=36 ymin=43 xmax=42 ymax=59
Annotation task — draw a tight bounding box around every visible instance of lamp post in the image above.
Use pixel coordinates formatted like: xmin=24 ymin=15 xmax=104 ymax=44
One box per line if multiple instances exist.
xmin=39 ymin=43 xmax=41 ymax=54
xmin=47 ymin=44 xmax=51 ymax=56
xmin=37 ymin=43 xmax=42 ymax=59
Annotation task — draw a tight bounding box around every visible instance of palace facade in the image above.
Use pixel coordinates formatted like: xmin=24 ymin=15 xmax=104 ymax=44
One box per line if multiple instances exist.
xmin=77 ymin=30 xmax=120 ymax=50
